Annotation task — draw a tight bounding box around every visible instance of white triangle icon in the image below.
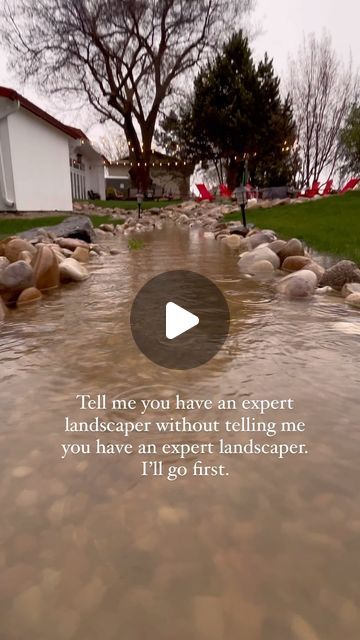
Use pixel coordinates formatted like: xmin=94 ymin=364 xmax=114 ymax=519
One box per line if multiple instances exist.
xmin=166 ymin=302 xmax=199 ymax=340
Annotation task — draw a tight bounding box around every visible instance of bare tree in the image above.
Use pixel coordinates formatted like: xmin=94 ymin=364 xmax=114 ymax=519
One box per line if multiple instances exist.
xmin=1 ymin=0 xmax=253 ymax=190
xmin=91 ymin=122 xmax=128 ymax=163
xmin=288 ymin=33 xmax=358 ymax=189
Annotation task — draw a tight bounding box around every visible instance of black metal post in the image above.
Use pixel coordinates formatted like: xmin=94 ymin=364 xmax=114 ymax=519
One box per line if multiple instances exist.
xmin=138 ymin=202 xmax=141 ymax=219
xmin=241 ymin=203 xmax=247 ymax=228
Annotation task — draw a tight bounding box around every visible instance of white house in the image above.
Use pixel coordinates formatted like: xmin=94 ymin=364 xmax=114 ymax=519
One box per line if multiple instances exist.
xmin=0 ymin=87 xmax=106 ymax=212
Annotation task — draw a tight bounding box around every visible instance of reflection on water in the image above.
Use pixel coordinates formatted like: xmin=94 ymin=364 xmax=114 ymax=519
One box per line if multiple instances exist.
xmin=0 ymin=224 xmax=359 ymax=639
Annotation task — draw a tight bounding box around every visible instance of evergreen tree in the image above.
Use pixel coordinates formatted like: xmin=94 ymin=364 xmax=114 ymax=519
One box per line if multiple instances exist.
xmin=157 ymin=32 xmax=298 ymax=188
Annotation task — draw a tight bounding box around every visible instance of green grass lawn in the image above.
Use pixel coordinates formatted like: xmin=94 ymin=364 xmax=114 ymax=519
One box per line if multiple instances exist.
xmin=223 ymin=191 xmax=360 ymax=263
xmin=0 ymin=214 xmax=124 ymax=237
xmin=80 ymin=199 xmax=182 ymax=210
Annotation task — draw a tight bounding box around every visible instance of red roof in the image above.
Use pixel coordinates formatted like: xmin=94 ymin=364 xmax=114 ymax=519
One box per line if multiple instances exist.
xmin=0 ymin=86 xmax=88 ymax=141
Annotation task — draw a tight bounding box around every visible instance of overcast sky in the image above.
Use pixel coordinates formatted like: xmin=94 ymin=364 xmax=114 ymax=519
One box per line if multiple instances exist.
xmin=0 ymin=0 xmax=359 ymax=138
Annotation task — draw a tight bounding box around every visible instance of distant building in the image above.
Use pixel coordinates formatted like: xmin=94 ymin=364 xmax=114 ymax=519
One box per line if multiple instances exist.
xmin=0 ymin=87 xmax=105 ymax=212
xmin=106 ymin=151 xmax=192 ymax=199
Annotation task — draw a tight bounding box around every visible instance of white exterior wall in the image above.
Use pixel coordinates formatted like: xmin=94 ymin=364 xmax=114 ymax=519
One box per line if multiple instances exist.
xmin=7 ymin=108 xmax=73 ymax=211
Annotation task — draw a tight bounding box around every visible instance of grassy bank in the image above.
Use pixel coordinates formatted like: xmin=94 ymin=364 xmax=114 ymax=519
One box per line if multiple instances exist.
xmin=223 ymin=191 xmax=360 ymax=263
xmin=0 ymin=214 xmax=124 ymax=237
xmin=80 ymin=199 xmax=182 ymax=210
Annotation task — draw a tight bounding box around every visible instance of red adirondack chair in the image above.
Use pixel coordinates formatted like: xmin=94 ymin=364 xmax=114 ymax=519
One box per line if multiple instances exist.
xmin=304 ymin=181 xmax=320 ymax=198
xmin=321 ymin=179 xmax=333 ymax=196
xmin=220 ymin=183 xmax=232 ymax=198
xmin=195 ymin=183 xmax=215 ymax=202
xmin=339 ymin=178 xmax=360 ymax=194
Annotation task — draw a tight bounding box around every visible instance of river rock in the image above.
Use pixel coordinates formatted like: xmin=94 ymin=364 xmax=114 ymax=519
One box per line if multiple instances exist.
xmin=248 ymin=231 xmax=276 ymax=249
xmin=0 ymin=260 xmax=34 ymax=292
xmin=320 ymin=261 xmax=360 ymax=291
xmin=278 ymin=238 xmax=305 ymax=263
xmin=57 ymin=237 xmax=89 ymax=251
xmin=342 ymin=282 xmax=360 ymax=297
xmin=18 ymin=250 xmax=34 ymax=265
xmin=17 ymin=287 xmax=42 ymax=306
xmin=5 ymin=238 xmax=37 ymax=263
xmin=0 ymin=297 xmax=7 ymax=320
xmin=282 ymin=256 xmax=312 ymax=272
xmin=268 ymin=239 xmax=287 ymax=254
xmin=32 ymin=245 xmax=60 ymax=291
xmin=0 ymin=256 xmax=10 ymax=273
xmin=277 ymin=270 xmax=318 ymax=298
xmin=73 ymin=246 xmax=90 ymax=263
xmin=239 ymin=247 xmax=280 ymax=272
xmin=249 ymin=260 xmax=275 ymax=275
xmin=99 ymin=223 xmax=114 ymax=233
xmin=302 ymin=261 xmax=325 ymax=282
xmin=59 ymin=258 xmax=89 ymax=283
xmin=345 ymin=293 xmax=360 ymax=309
xmin=224 ymin=235 xmax=242 ymax=249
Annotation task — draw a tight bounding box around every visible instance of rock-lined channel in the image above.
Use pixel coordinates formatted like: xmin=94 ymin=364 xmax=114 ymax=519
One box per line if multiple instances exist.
xmin=0 ymin=206 xmax=360 ymax=639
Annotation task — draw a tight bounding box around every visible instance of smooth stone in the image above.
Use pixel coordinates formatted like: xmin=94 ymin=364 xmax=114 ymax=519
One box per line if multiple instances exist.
xmin=346 ymin=293 xmax=360 ymax=309
xmin=109 ymin=248 xmax=121 ymax=255
xmin=282 ymin=256 xmax=312 ymax=272
xmin=277 ymin=270 xmax=317 ymax=298
xmin=0 ymin=260 xmax=34 ymax=292
xmin=0 ymin=296 xmax=7 ymax=320
xmin=229 ymin=225 xmax=248 ymax=237
xmin=32 ymin=245 xmax=60 ymax=291
xmin=248 ymin=231 xmax=276 ymax=249
xmin=316 ymin=286 xmax=333 ymax=295
xmin=5 ymin=238 xmax=36 ymax=263
xmin=342 ymin=282 xmax=360 ymax=297
xmin=0 ymin=256 xmax=10 ymax=273
xmin=99 ymin=223 xmax=114 ymax=233
xmin=59 ymin=258 xmax=89 ymax=283
xmin=278 ymin=238 xmax=305 ymax=263
xmin=248 ymin=260 xmax=275 ymax=275
xmin=17 ymin=287 xmax=42 ymax=306
xmin=57 ymin=237 xmax=89 ymax=250
xmin=224 ymin=234 xmax=242 ymax=249
xmin=73 ymin=246 xmax=90 ymax=263
xmin=239 ymin=247 xmax=280 ymax=272
xmin=302 ymin=261 xmax=325 ymax=282
xmin=268 ymin=239 xmax=287 ymax=254
xmin=18 ymin=250 xmax=34 ymax=265
xmin=320 ymin=260 xmax=360 ymax=291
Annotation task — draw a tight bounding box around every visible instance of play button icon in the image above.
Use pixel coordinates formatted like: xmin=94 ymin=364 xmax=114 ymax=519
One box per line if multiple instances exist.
xmin=130 ymin=270 xmax=230 ymax=369
xmin=166 ymin=302 xmax=199 ymax=340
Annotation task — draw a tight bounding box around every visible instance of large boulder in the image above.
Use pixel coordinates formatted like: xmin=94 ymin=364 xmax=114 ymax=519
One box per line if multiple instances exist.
xmin=277 ymin=270 xmax=318 ymax=299
xmin=238 ymin=246 xmax=280 ymax=272
xmin=278 ymin=238 xmax=305 ymax=263
xmin=32 ymin=246 xmax=60 ymax=291
xmin=320 ymin=260 xmax=360 ymax=291
xmin=19 ymin=215 xmax=95 ymax=243
xmin=282 ymin=256 xmax=312 ymax=272
xmin=0 ymin=260 xmax=34 ymax=293
xmin=5 ymin=238 xmax=36 ymax=263
xmin=59 ymin=258 xmax=89 ymax=283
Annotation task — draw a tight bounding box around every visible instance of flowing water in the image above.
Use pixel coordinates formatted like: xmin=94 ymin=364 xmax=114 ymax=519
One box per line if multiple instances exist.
xmin=0 ymin=224 xmax=359 ymax=639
